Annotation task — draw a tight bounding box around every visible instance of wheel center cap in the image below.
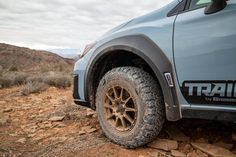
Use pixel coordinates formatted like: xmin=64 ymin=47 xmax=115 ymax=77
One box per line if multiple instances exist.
xmin=116 ymin=103 xmax=125 ymax=114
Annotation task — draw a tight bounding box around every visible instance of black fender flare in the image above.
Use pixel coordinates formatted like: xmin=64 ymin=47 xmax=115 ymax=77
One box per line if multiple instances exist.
xmin=85 ymin=35 xmax=181 ymax=121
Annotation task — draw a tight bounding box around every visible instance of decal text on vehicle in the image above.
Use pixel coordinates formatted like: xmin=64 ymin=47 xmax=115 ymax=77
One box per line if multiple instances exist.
xmin=181 ymin=81 xmax=236 ymax=105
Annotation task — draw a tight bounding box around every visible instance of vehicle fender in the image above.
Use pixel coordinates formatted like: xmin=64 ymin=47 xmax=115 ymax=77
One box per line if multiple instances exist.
xmin=86 ymin=35 xmax=181 ymax=121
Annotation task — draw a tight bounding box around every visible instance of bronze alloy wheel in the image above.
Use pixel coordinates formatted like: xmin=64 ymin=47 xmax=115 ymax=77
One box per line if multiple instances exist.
xmin=104 ymin=86 xmax=137 ymax=132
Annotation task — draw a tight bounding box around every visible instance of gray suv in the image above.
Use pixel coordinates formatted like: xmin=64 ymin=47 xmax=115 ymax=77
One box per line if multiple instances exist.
xmin=73 ymin=0 xmax=236 ymax=148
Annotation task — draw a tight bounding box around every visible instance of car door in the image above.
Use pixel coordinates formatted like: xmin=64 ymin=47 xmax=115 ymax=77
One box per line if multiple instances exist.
xmin=174 ymin=0 xmax=236 ymax=108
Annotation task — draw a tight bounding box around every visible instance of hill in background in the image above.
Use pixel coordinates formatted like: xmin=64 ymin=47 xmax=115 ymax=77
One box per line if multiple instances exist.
xmin=0 ymin=43 xmax=75 ymax=73
xmin=0 ymin=43 xmax=75 ymax=91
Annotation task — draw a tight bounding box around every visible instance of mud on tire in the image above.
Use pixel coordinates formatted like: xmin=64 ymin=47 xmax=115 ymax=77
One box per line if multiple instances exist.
xmin=96 ymin=66 xmax=165 ymax=148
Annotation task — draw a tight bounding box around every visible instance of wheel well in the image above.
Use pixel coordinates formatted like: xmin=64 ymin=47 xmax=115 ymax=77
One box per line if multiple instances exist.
xmin=88 ymin=50 xmax=160 ymax=108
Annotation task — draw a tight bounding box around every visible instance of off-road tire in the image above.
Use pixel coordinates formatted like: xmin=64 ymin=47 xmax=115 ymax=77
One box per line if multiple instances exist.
xmin=96 ymin=66 xmax=165 ymax=148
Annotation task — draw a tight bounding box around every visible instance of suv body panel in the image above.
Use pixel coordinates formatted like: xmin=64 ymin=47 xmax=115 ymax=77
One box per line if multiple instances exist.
xmin=73 ymin=0 xmax=236 ymax=121
xmin=174 ymin=1 xmax=236 ymax=111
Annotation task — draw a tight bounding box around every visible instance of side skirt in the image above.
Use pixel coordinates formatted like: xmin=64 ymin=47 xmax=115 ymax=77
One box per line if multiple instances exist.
xmin=182 ymin=108 xmax=236 ymax=122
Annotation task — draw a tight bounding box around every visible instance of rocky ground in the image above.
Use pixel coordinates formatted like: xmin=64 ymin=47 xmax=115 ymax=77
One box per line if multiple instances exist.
xmin=0 ymin=87 xmax=236 ymax=157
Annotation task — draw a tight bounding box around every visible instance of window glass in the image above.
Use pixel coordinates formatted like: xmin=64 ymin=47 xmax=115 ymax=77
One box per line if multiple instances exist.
xmin=189 ymin=0 xmax=211 ymax=10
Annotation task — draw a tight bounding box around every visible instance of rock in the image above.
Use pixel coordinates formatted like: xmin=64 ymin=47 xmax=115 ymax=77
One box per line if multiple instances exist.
xmin=44 ymin=123 xmax=53 ymax=128
xmin=147 ymin=138 xmax=178 ymax=151
xmin=3 ymin=108 xmax=13 ymax=112
xmin=16 ymin=138 xmax=26 ymax=144
xmin=191 ymin=142 xmax=236 ymax=157
xmin=171 ymin=150 xmax=186 ymax=157
xmin=29 ymin=115 xmax=36 ymax=119
xmin=232 ymin=133 xmax=236 ymax=142
xmin=0 ymin=101 xmax=6 ymax=104
xmin=81 ymin=126 xmax=92 ymax=130
xmin=32 ymin=132 xmax=52 ymax=141
xmin=78 ymin=130 xmax=86 ymax=135
xmin=28 ymin=133 xmax=37 ymax=138
xmin=9 ymin=133 xmax=18 ymax=137
xmin=21 ymin=124 xmax=38 ymax=133
xmin=17 ymin=99 xmax=25 ymax=103
xmin=0 ymin=113 xmax=9 ymax=126
xmin=149 ymin=150 xmax=169 ymax=157
xmin=214 ymin=141 xmax=233 ymax=150
xmin=86 ymin=109 xmax=95 ymax=117
xmin=187 ymin=150 xmax=208 ymax=157
xmin=183 ymin=144 xmax=192 ymax=153
xmin=187 ymin=151 xmax=198 ymax=157
xmin=195 ymin=150 xmax=208 ymax=157
xmin=166 ymin=126 xmax=190 ymax=142
xmin=233 ymin=149 xmax=236 ymax=155
xmin=48 ymin=115 xmax=65 ymax=122
xmin=195 ymin=138 xmax=208 ymax=143
xmin=49 ymin=137 xmax=67 ymax=142
xmin=80 ymin=126 xmax=97 ymax=134
xmin=86 ymin=128 xmax=97 ymax=133
xmin=56 ymin=123 xmax=67 ymax=128
xmin=36 ymin=114 xmax=47 ymax=122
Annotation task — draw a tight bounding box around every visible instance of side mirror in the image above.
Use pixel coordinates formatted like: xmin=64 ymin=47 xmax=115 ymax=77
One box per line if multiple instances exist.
xmin=205 ymin=0 xmax=227 ymax=15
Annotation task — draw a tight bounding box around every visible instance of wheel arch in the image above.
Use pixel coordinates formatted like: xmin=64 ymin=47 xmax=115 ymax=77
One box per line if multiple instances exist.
xmin=85 ymin=35 xmax=181 ymax=121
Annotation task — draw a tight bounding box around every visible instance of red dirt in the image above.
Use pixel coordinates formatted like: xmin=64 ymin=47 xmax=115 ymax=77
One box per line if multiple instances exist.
xmin=0 ymin=87 xmax=235 ymax=157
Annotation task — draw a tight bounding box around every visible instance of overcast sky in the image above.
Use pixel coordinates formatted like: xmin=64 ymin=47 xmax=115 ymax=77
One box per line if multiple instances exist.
xmin=0 ymin=0 xmax=172 ymax=53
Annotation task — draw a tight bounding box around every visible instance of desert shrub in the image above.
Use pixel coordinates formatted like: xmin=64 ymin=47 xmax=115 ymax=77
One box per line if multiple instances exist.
xmin=8 ymin=65 xmax=18 ymax=71
xmin=27 ymin=75 xmax=44 ymax=83
xmin=7 ymin=72 xmax=28 ymax=85
xmin=12 ymin=72 xmax=29 ymax=85
xmin=43 ymin=72 xmax=72 ymax=88
xmin=40 ymin=65 xmax=51 ymax=73
xmin=0 ymin=77 xmax=12 ymax=88
xmin=0 ymin=70 xmax=72 ymax=89
xmin=0 ymin=72 xmax=28 ymax=88
xmin=20 ymin=82 xmax=48 ymax=96
xmin=0 ymin=65 xmax=3 ymax=73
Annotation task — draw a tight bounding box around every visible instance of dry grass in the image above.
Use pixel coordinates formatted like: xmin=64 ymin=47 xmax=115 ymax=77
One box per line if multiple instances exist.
xmin=20 ymin=82 xmax=49 ymax=96
xmin=42 ymin=72 xmax=72 ymax=89
xmin=0 ymin=72 xmax=28 ymax=88
xmin=0 ymin=71 xmax=72 ymax=90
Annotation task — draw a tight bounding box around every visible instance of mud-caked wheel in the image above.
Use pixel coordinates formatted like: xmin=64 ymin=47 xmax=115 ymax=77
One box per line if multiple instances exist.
xmin=96 ymin=67 xmax=165 ymax=148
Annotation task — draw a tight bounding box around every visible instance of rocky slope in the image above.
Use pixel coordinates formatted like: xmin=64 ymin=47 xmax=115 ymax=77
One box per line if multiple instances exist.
xmin=0 ymin=43 xmax=74 ymax=72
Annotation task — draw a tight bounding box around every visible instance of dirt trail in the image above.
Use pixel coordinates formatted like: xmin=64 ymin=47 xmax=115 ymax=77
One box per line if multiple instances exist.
xmin=0 ymin=87 xmax=235 ymax=157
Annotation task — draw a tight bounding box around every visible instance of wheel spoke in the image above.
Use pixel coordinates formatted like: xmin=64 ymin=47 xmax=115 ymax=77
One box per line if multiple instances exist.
xmin=104 ymin=105 xmax=113 ymax=109
xmin=113 ymin=87 xmax=118 ymax=99
xmin=115 ymin=117 xmax=119 ymax=127
xmin=120 ymin=116 xmax=127 ymax=129
xmin=106 ymin=93 xmax=114 ymax=102
xmin=120 ymin=88 xmax=124 ymax=100
xmin=123 ymin=96 xmax=132 ymax=105
xmin=124 ymin=113 xmax=134 ymax=124
xmin=125 ymin=107 xmax=137 ymax=112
